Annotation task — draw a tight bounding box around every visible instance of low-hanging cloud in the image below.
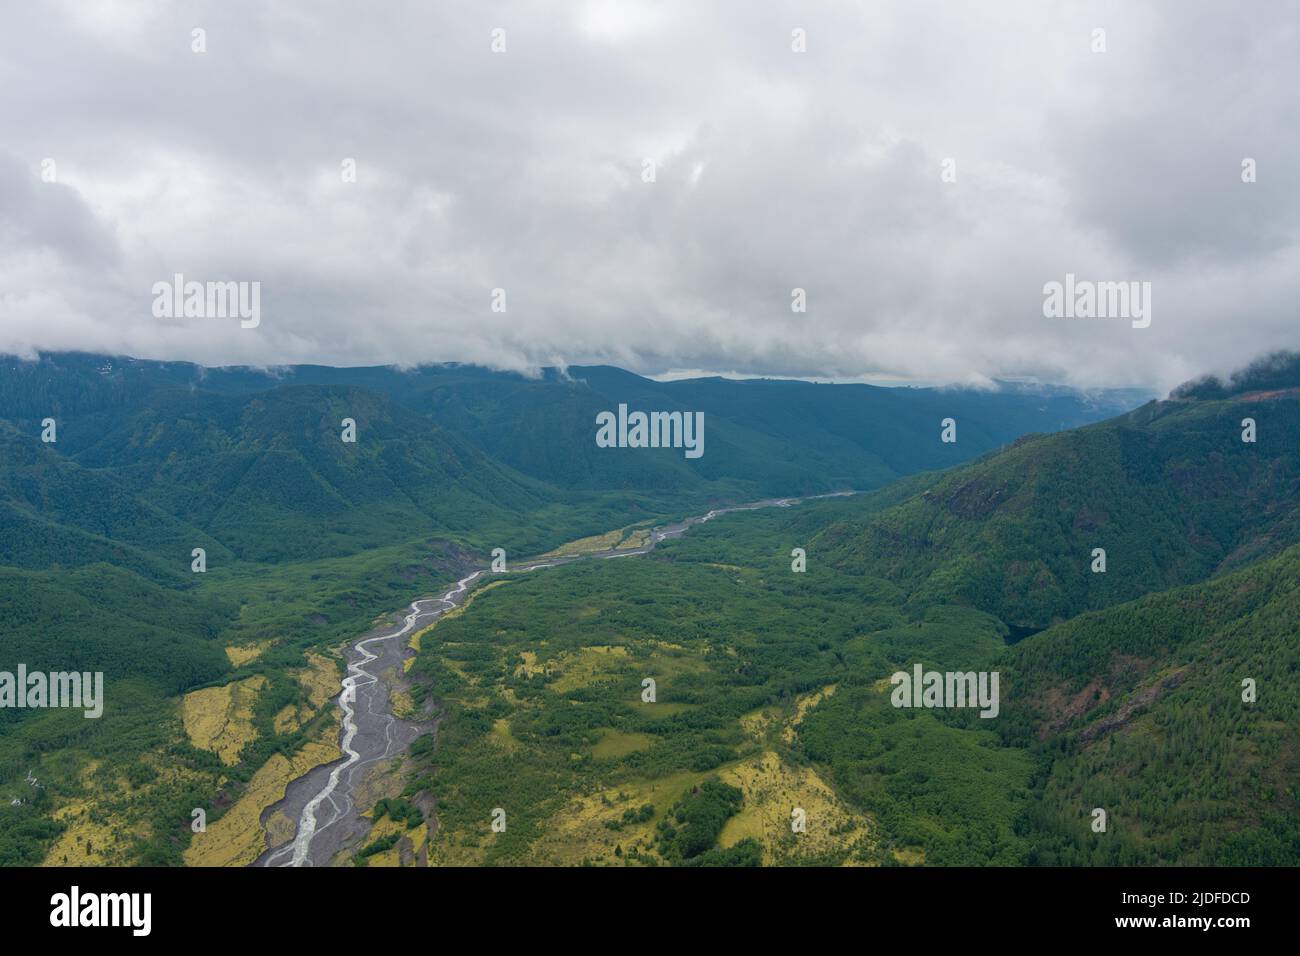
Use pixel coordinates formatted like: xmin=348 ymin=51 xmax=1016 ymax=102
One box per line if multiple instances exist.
xmin=0 ymin=0 xmax=1296 ymax=393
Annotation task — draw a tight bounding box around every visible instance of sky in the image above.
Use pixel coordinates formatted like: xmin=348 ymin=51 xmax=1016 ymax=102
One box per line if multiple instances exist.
xmin=1 ymin=0 xmax=1296 ymax=392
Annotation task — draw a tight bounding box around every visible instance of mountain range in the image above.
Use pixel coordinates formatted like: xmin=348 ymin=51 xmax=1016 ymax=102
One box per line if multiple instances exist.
xmin=1 ymin=350 xmax=1293 ymax=867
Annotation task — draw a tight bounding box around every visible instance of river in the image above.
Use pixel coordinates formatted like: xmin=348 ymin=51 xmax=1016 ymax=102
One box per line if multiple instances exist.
xmin=255 ymin=491 xmax=853 ymax=866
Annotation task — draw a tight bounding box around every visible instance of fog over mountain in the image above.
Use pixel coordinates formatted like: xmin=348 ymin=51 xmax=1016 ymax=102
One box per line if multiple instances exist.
xmin=1 ymin=1 xmax=1296 ymax=391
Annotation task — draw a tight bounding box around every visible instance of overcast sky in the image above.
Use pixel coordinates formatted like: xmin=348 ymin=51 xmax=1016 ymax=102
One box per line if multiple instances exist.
xmin=1 ymin=1 xmax=1296 ymax=391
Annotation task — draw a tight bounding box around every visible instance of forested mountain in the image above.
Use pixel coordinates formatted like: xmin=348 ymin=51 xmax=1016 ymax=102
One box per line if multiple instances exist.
xmin=0 ymin=351 xmax=1151 ymax=566
xmin=815 ymin=390 xmax=1300 ymax=628
xmin=394 ymin=357 xmax=1297 ymax=868
xmin=2 ymin=351 xmax=1292 ymax=868
xmin=1000 ymin=543 xmax=1300 ymax=865
xmin=790 ymin=359 xmax=1300 ymax=863
xmin=62 ymin=384 xmax=555 ymax=562
xmin=0 ymin=351 xmax=1147 ymax=865
xmin=0 ymin=352 xmax=1147 ymax=500
xmin=0 ymin=427 xmax=221 ymax=578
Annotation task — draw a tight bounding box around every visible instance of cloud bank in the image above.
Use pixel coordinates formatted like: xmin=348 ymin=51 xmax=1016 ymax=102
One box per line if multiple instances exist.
xmin=1 ymin=0 xmax=1296 ymax=391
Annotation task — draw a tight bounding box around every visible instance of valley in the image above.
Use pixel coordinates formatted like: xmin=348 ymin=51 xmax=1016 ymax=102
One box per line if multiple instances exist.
xmin=258 ymin=492 xmax=856 ymax=866
xmin=0 ymin=352 xmax=1294 ymax=868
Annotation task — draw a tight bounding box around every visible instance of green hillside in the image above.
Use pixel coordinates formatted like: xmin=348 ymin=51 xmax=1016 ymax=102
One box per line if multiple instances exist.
xmin=1 ymin=351 xmax=1290 ymax=868
xmin=394 ymin=467 xmax=1297 ymax=867
xmin=1 ymin=352 xmax=1147 ymax=502
xmin=66 ymin=384 xmax=555 ymax=562
xmin=1001 ymin=543 xmax=1300 ymax=865
xmin=390 ymin=367 xmax=1299 ymax=867
xmin=816 ymin=394 xmax=1300 ymax=628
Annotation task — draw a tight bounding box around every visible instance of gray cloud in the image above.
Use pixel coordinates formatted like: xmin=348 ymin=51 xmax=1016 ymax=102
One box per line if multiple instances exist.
xmin=0 ymin=0 xmax=1296 ymax=393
